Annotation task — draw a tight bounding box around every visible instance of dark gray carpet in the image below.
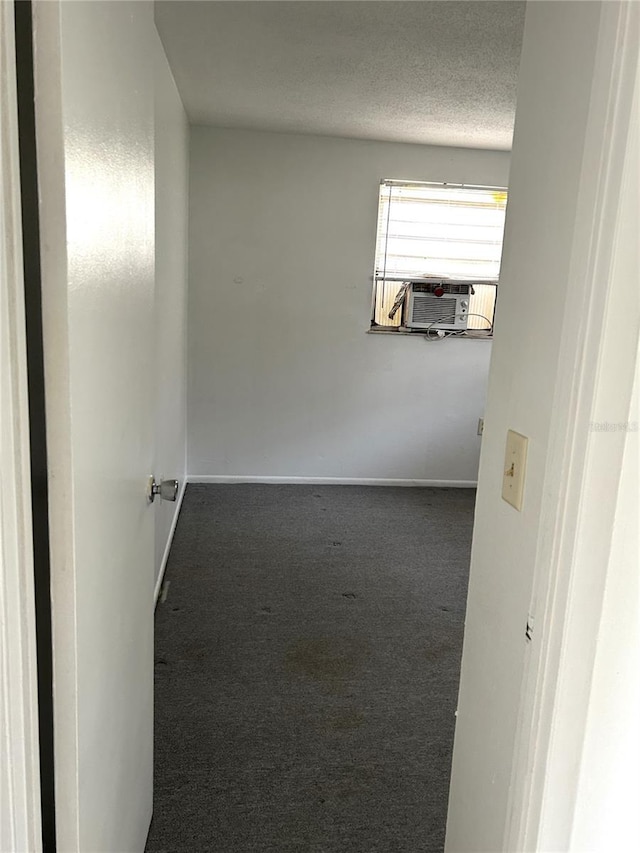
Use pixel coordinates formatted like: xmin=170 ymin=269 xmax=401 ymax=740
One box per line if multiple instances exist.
xmin=145 ymin=484 xmax=474 ymax=853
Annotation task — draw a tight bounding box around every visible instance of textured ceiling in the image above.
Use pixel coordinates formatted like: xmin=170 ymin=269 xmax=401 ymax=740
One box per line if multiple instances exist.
xmin=155 ymin=1 xmax=526 ymax=150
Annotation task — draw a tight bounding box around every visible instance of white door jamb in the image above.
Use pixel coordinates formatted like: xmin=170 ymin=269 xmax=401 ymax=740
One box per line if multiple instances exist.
xmin=0 ymin=1 xmax=43 ymax=849
xmin=504 ymin=3 xmax=640 ymax=849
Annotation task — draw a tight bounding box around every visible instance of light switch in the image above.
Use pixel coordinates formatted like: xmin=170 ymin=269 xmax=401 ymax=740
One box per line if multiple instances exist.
xmin=502 ymin=429 xmax=528 ymax=510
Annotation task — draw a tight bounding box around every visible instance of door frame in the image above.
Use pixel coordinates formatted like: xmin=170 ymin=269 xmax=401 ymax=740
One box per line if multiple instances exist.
xmin=502 ymin=1 xmax=640 ymax=849
xmin=0 ymin=1 xmax=46 ymax=850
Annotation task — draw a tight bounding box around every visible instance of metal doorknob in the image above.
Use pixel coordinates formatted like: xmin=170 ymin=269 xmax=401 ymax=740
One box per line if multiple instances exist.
xmin=147 ymin=477 xmax=178 ymax=503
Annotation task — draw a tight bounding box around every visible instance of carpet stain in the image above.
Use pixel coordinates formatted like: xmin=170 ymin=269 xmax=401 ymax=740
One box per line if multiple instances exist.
xmin=286 ymin=637 xmax=368 ymax=693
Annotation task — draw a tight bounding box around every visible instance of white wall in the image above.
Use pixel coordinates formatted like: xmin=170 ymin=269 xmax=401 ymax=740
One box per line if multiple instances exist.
xmin=446 ymin=2 xmax=637 ymax=850
xmin=188 ymin=128 xmax=509 ymax=483
xmin=154 ymin=33 xmax=188 ymax=595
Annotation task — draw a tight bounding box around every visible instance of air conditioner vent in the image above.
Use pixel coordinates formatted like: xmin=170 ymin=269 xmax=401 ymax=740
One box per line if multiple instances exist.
xmin=411 ymin=295 xmax=458 ymax=325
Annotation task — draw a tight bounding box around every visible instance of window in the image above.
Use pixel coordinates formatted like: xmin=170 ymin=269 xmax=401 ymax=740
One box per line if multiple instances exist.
xmin=372 ymin=180 xmax=508 ymax=333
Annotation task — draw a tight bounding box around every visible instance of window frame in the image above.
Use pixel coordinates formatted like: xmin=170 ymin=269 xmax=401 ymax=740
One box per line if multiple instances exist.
xmin=370 ymin=178 xmax=508 ymax=336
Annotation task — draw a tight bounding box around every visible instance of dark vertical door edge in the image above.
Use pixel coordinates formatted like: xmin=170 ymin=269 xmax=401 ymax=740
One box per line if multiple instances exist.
xmin=14 ymin=1 xmax=57 ymax=850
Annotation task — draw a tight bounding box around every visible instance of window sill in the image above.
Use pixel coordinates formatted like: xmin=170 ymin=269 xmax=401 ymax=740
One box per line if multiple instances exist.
xmin=367 ymin=326 xmax=493 ymax=340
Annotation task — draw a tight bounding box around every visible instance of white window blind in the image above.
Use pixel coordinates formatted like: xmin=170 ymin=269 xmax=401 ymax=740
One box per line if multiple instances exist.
xmin=373 ymin=180 xmax=508 ymax=329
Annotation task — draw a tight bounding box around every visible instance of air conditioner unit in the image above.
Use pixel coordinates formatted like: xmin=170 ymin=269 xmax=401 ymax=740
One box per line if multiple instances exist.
xmin=405 ymin=281 xmax=471 ymax=331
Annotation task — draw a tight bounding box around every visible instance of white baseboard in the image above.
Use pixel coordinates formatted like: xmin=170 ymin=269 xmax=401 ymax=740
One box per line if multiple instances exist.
xmin=187 ymin=475 xmax=477 ymax=488
xmin=153 ymin=478 xmax=187 ymax=605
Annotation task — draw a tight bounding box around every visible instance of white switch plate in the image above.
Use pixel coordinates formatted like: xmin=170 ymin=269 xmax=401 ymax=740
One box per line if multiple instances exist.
xmin=502 ymin=429 xmax=528 ymax=510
